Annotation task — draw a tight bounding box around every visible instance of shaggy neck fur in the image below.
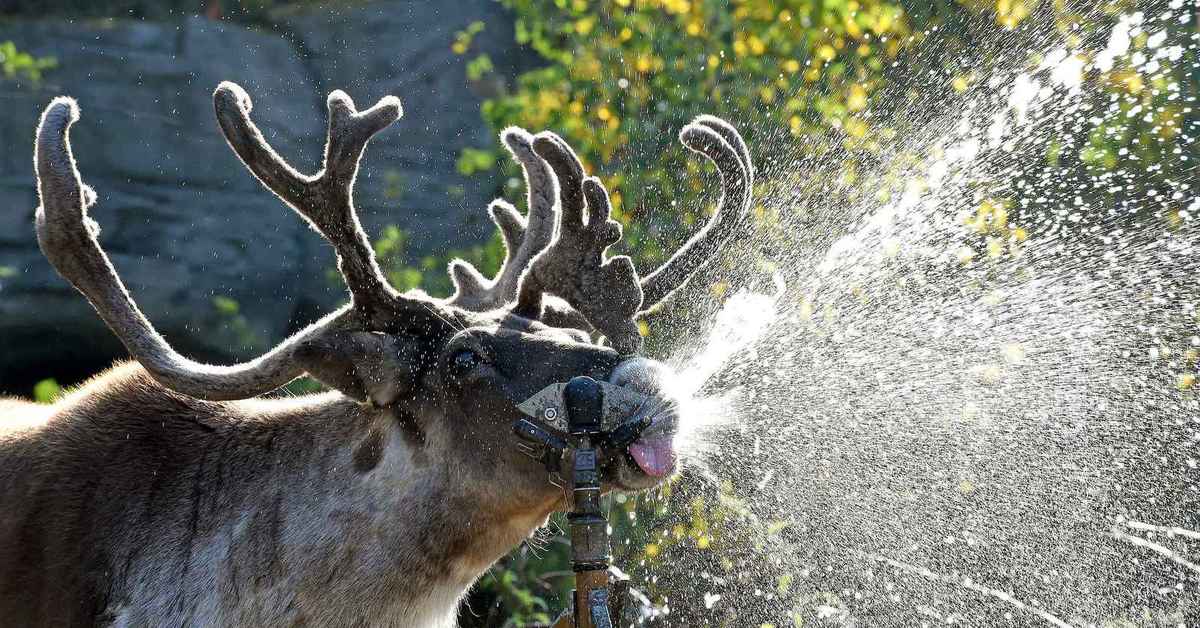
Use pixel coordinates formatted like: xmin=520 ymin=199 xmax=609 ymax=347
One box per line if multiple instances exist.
xmin=0 ymin=363 xmax=560 ymax=627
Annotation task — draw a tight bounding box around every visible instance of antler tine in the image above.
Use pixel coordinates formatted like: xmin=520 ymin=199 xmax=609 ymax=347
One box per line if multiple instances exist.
xmin=213 ymin=82 xmax=402 ymax=320
xmin=516 ymin=132 xmax=644 ymax=354
xmin=448 ymin=127 xmax=556 ymax=311
xmin=692 ymin=114 xmax=754 ymax=183
xmin=512 ymin=118 xmax=753 ymax=354
xmin=637 ymin=117 xmax=753 ymax=308
xmin=35 ymin=97 xmax=345 ymax=400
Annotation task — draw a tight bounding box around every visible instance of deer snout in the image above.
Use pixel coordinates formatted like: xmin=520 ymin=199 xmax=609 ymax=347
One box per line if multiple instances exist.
xmin=608 ymin=357 xmax=672 ymax=396
xmin=608 ymin=357 xmax=680 ymax=482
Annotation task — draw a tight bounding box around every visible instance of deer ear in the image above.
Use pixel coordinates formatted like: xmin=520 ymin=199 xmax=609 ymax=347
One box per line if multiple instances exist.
xmin=295 ymin=331 xmax=416 ymax=406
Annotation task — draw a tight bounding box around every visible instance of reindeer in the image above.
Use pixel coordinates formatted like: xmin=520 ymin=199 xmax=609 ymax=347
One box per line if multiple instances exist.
xmin=0 ymin=82 xmax=753 ymax=627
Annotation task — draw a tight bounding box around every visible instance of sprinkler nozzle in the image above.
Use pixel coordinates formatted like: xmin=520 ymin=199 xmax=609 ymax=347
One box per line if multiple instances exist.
xmin=513 ymin=418 xmax=568 ymax=471
xmin=604 ymin=414 xmax=653 ymax=450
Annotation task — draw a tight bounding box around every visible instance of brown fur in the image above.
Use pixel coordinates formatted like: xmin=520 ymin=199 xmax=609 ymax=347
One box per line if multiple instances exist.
xmin=0 ymin=346 xmax=635 ymax=626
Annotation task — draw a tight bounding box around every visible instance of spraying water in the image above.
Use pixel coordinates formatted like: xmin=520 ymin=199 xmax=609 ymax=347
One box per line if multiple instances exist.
xmin=619 ymin=2 xmax=1199 ymax=625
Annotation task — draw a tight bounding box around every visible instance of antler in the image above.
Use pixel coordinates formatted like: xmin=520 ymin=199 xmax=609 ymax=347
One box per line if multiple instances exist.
xmin=447 ymin=127 xmax=556 ymax=310
xmin=213 ymin=82 xmax=407 ymax=325
xmin=639 ymin=115 xmax=754 ymax=305
xmin=34 ymin=84 xmax=436 ymax=400
xmin=512 ymin=133 xmax=643 ymax=353
xmin=513 ymin=116 xmax=753 ymax=354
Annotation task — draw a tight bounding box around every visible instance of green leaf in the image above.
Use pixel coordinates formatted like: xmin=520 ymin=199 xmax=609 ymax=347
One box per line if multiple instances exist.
xmin=212 ymin=295 xmax=240 ymax=316
xmin=456 ymin=147 xmax=497 ymax=175
xmin=33 ymin=378 xmax=62 ymax=404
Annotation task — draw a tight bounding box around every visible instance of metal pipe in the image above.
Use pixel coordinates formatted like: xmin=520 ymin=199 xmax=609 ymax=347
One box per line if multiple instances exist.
xmin=563 ymin=376 xmax=611 ymax=628
xmin=518 ymin=376 xmax=653 ymax=627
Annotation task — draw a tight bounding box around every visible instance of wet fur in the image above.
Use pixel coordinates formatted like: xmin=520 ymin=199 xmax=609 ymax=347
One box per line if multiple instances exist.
xmin=0 ymin=364 xmax=561 ymax=627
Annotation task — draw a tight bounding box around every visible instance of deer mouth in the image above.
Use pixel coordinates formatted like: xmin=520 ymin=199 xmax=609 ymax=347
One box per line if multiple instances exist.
xmin=623 ymin=398 xmax=679 ymax=478
xmin=608 ymin=358 xmax=680 ymax=487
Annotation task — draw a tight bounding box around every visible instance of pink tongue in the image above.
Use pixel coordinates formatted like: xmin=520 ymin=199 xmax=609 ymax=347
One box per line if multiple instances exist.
xmin=627 ymin=435 xmax=676 ymax=477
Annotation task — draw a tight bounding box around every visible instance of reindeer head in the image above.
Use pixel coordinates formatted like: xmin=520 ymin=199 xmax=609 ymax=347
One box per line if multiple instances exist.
xmin=32 ymin=83 xmax=752 ymax=510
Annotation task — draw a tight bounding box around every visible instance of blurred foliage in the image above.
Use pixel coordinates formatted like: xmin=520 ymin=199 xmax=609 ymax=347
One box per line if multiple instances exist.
xmin=391 ymin=0 xmax=1194 ymax=303
xmin=371 ymin=225 xmax=505 ymax=298
xmin=0 ymin=40 xmax=55 ymax=84
xmin=423 ymin=0 xmax=1198 ymax=625
xmin=31 ymin=378 xmax=62 ymax=403
xmin=455 ymin=0 xmax=918 ymax=272
xmin=460 ymin=531 xmax=573 ymax=627
xmin=209 ymin=295 xmax=267 ymax=355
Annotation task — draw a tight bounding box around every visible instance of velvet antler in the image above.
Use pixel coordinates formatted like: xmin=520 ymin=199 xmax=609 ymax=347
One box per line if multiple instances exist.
xmin=511 ymin=117 xmax=754 ymax=354
xmin=33 ymin=83 xmax=446 ymax=400
xmin=447 ymin=127 xmax=557 ymax=311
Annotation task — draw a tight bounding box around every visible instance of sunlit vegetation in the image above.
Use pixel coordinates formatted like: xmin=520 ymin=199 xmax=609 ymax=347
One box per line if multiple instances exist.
xmin=0 ymin=40 xmax=55 ymax=84
xmin=435 ymin=1 xmax=1198 ymax=624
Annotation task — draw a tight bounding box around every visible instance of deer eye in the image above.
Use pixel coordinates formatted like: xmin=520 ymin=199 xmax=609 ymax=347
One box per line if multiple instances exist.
xmin=448 ymin=348 xmax=483 ymax=380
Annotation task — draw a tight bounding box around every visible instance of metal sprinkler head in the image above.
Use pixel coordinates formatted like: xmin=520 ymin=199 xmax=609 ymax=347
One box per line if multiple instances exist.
xmin=513 ymin=376 xmax=653 ymax=628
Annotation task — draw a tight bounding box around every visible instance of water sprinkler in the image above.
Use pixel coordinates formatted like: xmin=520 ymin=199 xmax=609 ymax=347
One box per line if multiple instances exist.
xmin=514 ymin=376 xmax=653 ymax=628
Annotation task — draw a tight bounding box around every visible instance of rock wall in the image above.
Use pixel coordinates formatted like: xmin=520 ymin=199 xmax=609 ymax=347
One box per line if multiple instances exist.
xmin=0 ymin=3 xmax=528 ymax=394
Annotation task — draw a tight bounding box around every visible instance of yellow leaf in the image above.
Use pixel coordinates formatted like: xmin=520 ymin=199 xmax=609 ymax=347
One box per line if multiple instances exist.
xmin=847 ymin=84 xmax=868 ymax=111
xmin=846 ymin=17 xmax=863 ymax=38
xmin=986 ymin=236 xmax=1004 ymax=259
xmin=873 ymin=10 xmax=895 ymax=34
xmin=844 ymin=118 xmax=868 ymax=138
xmin=996 ymin=0 xmax=1032 ymax=29
xmin=748 ymin=35 xmax=766 ymax=56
